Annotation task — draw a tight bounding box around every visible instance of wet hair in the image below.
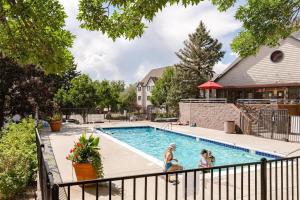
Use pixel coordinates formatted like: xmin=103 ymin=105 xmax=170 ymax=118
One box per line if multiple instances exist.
xmin=201 ymin=149 xmax=208 ymax=155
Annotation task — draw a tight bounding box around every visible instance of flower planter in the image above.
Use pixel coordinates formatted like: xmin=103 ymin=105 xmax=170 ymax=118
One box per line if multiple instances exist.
xmin=73 ymin=163 xmax=97 ymax=181
xmin=49 ymin=120 xmax=62 ymax=132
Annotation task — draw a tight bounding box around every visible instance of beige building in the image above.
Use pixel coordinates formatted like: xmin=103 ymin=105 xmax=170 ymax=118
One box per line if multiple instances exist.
xmin=136 ymin=67 xmax=168 ymax=111
xmin=214 ymin=31 xmax=300 ymax=102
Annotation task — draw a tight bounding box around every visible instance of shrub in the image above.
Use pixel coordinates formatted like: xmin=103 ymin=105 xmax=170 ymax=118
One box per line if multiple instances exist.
xmin=0 ymin=118 xmax=37 ymax=199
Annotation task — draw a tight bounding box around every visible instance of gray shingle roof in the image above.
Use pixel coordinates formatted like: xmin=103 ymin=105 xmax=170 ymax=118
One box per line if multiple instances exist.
xmin=139 ymin=66 xmax=169 ymax=86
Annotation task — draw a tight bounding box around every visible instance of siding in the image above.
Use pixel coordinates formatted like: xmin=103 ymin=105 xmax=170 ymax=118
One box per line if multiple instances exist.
xmin=217 ymin=38 xmax=300 ymax=86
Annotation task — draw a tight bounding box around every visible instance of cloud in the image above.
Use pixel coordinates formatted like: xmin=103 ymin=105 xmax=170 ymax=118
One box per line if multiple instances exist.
xmin=213 ymin=62 xmax=229 ymax=74
xmin=60 ymin=0 xmax=241 ymax=84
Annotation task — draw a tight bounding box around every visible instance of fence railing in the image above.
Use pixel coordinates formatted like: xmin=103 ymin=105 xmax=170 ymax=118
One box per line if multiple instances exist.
xmin=36 ymin=128 xmax=56 ymax=200
xmin=181 ymin=98 xmax=227 ymax=103
xmin=291 ymin=115 xmax=300 ymax=134
xmin=237 ymin=98 xmax=300 ymax=104
xmin=36 ymin=125 xmax=300 ymax=200
xmin=40 ymin=156 xmax=300 ymax=200
xmin=239 ymin=109 xmax=300 ymax=143
xmin=240 ymin=112 xmax=253 ymax=135
xmin=36 ymin=128 xmax=299 ymax=200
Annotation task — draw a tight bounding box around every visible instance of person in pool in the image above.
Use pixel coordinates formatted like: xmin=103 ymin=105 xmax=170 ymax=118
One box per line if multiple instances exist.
xmin=208 ymin=151 xmax=215 ymax=165
xmin=164 ymin=143 xmax=183 ymax=174
xmin=199 ymin=149 xmax=212 ymax=168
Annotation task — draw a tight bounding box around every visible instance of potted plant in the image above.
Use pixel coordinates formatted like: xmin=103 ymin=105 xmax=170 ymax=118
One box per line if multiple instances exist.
xmin=66 ymin=132 xmax=104 ymax=181
xmin=49 ymin=112 xmax=62 ymax=132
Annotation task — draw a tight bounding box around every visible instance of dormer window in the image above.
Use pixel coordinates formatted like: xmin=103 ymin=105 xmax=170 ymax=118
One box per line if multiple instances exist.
xmin=138 ymin=87 xmax=141 ymax=91
xmin=270 ymin=50 xmax=284 ymax=63
xmin=147 ymin=86 xmax=151 ymax=91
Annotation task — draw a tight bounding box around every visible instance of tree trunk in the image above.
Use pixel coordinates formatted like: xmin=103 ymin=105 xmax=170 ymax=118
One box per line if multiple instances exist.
xmin=81 ymin=111 xmax=87 ymax=124
xmin=0 ymin=95 xmax=5 ymax=128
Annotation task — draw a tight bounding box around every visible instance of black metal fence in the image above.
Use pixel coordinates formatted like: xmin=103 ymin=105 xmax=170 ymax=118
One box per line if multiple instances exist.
xmin=240 ymin=109 xmax=300 ymax=142
xmin=36 ymin=128 xmax=56 ymax=200
xmin=50 ymin=157 xmax=300 ymax=200
xmin=36 ymin=127 xmax=300 ymax=200
xmin=255 ymin=109 xmax=290 ymax=141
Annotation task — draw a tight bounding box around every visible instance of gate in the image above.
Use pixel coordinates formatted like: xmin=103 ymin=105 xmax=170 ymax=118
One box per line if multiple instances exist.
xmin=254 ymin=109 xmax=290 ymax=141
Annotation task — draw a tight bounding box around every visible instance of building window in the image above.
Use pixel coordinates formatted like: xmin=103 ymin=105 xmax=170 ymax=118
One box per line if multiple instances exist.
xmin=138 ymin=87 xmax=141 ymax=91
xmin=147 ymin=86 xmax=151 ymax=91
xmin=147 ymin=96 xmax=150 ymax=101
xmin=138 ymin=96 xmax=141 ymax=100
xmin=270 ymin=50 xmax=284 ymax=63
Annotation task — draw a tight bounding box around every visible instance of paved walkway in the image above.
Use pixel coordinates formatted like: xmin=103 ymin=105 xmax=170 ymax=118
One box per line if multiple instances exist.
xmin=41 ymin=121 xmax=300 ymax=199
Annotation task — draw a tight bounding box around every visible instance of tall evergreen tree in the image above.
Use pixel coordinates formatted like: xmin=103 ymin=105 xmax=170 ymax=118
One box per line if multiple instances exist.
xmin=176 ymin=21 xmax=225 ymax=80
xmin=174 ymin=21 xmax=225 ymax=98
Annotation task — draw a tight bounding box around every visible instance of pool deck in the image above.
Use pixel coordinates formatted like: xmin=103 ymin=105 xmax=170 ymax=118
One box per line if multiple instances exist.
xmin=41 ymin=121 xmax=300 ymax=199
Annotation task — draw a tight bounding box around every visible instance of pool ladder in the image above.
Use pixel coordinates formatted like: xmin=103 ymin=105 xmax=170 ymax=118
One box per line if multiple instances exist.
xmin=160 ymin=122 xmax=172 ymax=130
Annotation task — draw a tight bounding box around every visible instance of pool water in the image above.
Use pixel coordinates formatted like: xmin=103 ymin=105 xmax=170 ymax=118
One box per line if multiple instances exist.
xmin=101 ymin=127 xmax=274 ymax=169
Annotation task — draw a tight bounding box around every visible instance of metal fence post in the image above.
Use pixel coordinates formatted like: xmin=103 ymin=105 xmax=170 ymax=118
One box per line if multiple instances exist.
xmin=261 ymin=158 xmax=267 ymax=200
xmin=51 ymin=184 xmax=59 ymax=200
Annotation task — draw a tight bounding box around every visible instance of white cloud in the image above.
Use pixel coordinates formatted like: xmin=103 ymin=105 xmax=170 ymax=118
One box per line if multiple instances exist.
xmin=213 ymin=62 xmax=229 ymax=74
xmin=60 ymin=0 xmax=241 ymax=83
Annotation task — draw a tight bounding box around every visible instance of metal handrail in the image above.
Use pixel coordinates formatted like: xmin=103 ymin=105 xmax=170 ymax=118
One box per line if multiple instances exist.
xmin=160 ymin=122 xmax=172 ymax=130
xmin=180 ymin=98 xmax=227 ymax=103
xmin=237 ymin=98 xmax=300 ymax=104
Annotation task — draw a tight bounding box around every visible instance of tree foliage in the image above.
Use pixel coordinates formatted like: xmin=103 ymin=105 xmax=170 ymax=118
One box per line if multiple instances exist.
xmin=0 ymin=0 xmax=74 ymax=73
xmin=174 ymin=21 xmax=224 ymax=100
xmin=150 ymin=67 xmax=174 ymax=107
xmin=77 ymin=0 xmax=300 ymax=57
xmin=2 ymin=0 xmax=298 ymax=72
xmin=176 ymin=21 xmax=224 ymax=79
xmin=150 ymin=22 xmax=224 ymax=113
xmin=94 ymin=80 xmax=125 ymax=111
xmin=119 ymin=84 xmax=137 ymax=112
xmin=55 ymin=74 xmax=98 ymax=107
xmin=0 ymin=57 xmax=79 ymax=127
xmin=55 ymin=76 xmax=125 ymax=121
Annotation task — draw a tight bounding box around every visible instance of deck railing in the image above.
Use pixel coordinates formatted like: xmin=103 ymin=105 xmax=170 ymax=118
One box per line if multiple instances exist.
xmin=180 ymin=98 xmax=227 ymax=103
xmin=36 ymin=127 xmax=300 ymax=200
xmin=237 ymin=98 xmax=300 ymax=104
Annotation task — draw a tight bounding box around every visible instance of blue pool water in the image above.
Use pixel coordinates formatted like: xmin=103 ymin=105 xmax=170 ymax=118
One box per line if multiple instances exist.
xmin=101 ymin=127 xmax=275 ymax=169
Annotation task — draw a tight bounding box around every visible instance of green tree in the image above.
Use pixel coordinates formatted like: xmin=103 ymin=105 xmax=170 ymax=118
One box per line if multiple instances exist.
xmin=77 ymin=0 xmax=300 ymax=57
xmin=54 ymin=74 xmax=98 ymax=123
xmin=0 ymin=57 xmax=79 ymax=127
xmin=174 ymin=21 xmax=224 ymax=98
xmin=119 ymin=84 xmax=137 ymax=112
xmin=0 ymin=0 xmax=74 ymax=73
xmin=150 ymin=67 xmax=174 ymax=108
xmin=94 ymin=80 xmax=124 ymax=112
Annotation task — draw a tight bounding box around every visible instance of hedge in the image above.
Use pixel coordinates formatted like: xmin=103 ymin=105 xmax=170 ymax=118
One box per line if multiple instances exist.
xmin=0 ymin=118 xmax=37 ymax=199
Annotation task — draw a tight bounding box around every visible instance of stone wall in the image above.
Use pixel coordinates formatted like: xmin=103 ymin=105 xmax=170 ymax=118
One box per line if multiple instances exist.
xmin=179 ymin=103 xmax=241 ymax=131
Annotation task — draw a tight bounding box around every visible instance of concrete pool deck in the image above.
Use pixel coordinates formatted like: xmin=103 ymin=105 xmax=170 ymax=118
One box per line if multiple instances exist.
xmin=41 ymin=121 xmax=300 ymax=199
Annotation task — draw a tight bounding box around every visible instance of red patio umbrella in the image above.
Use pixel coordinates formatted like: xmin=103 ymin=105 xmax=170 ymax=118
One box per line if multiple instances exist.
xmin=197 ymin=80 xmax=223 ymax=89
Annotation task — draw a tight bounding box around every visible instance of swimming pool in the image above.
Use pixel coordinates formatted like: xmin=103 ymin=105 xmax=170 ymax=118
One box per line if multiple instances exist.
xmin=100 ymin=126 xmax=280 ymax=169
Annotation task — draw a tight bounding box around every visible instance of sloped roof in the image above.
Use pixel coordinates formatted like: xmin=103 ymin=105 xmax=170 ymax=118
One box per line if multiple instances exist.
xmin=214 ymin=30 xmax=300 ymax=83
xmin=140 ymin=66 xmax=169 ymax=86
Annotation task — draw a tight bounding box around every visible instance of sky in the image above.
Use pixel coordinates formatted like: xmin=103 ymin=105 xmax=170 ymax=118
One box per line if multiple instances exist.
xmin=60 ymin=1 xmax=242 ymax=84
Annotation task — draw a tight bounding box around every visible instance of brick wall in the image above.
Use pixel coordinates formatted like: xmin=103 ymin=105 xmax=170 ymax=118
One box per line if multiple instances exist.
xmin=179 ymin=103 xmax=241 ymax=131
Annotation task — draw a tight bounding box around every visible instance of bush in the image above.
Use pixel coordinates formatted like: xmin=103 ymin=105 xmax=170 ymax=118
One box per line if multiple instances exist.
xmin=156 ymin=112 xmax=177 ymax=118
xmin=0 ymin=118 xmax=37 ymax=199
xmin=106 ymin=114 xmax=127 ymax=120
